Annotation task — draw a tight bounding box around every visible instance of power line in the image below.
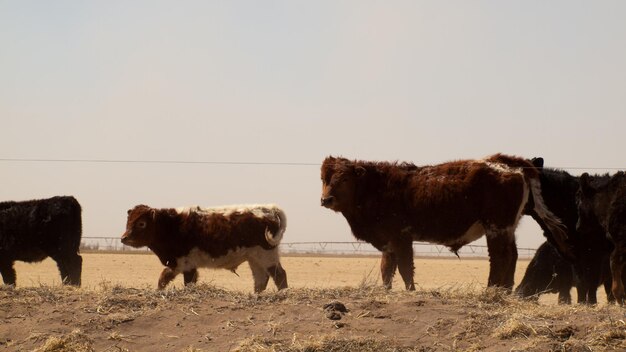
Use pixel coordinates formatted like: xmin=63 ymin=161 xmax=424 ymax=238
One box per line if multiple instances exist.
xmin=0 ymin=158 xmax=320 ymax=167
xmin=0 ymin=157 xmax=624 ymax=170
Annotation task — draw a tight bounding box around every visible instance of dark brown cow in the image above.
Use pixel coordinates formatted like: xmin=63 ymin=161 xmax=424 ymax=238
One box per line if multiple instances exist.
xmin=0 ymin=196 xmax=83 ymax=286
xmin=515 ymin=240 xmax=616 ymax=304
xmin=121 ymin=204 xmax=288 ymax=293
xmin=320 ymin=154 xmax=570 ymax=291
xmin=515 ymin=241 xmax=575 ymax=304
xmin=522 ymin=157 xmax=614 ymax=304
xmin=577 ymin=172 xmax=626 ymax=303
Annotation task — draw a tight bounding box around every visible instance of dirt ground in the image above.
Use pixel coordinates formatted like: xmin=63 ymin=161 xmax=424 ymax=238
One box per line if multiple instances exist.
xmin=2 ymin=253 xmax=624 ymax=351
xmin=13 ymin=252 xmax=521 ymax=290
xmin=11 ymin=252 xmax=604 ymax=304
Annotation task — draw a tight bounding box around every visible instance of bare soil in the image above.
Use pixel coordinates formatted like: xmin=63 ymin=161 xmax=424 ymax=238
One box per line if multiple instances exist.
xmin=1 ymin=253 xmax=624 ymax=351
xmin=14 ymin=252 xmax=531 ymax=293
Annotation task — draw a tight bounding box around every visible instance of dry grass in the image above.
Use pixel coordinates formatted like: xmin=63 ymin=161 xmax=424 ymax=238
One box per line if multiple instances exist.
xmin=2 ymin=282 xmax=626 ymax=351
xmin=234 ymin=335 xmax=428 ymax=352
xmin=32 ymin=330 xmax=94 ymax=352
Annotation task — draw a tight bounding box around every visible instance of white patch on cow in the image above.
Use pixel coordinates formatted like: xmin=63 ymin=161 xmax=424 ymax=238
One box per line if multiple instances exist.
xmin=482 ymin=161 xmax=523 ymax=175
xmin=176 ymin=204 xmax=281 ymax=219
xmin=445 ymin=221 xmax=485 ymax=247
xmin=173 ymin=246 xmax=281 ymax=274
xmin=512 ymin=180 xmax=530 ymax=229
xmin=528 ymin=178 xmax=569 ymax=245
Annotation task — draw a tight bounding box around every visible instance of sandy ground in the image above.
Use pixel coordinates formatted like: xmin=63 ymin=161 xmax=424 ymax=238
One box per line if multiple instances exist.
xmin=3 ymin=253 xmax=624 ymax=351
xmin=14 ymin=252 xmax=525 ymax=291
xmin=12 ymin=252 xmax=598 ymax=305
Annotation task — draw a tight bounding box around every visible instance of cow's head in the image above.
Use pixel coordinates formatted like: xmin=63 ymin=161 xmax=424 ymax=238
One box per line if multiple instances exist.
xmin=121 ymin=205 xmax=157 ymax=248
xmin=576 ymin=173 xmax=610 ymax=233
xmin=320 ymin=156 xmax=365 ymax=212
xmin=577 ymin=172 xmax=626 ymax=234
xmin=530 ymin=157 xmax=544 ymax=169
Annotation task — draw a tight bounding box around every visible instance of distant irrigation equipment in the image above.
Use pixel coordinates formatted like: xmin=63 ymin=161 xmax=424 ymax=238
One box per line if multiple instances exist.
xmin=79 ymin=237 xmax=537 ymax=259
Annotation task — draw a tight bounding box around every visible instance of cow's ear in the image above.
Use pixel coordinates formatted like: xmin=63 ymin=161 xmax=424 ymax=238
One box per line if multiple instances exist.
xmin=127 ymin=209 xmax=132 ymax=215
xmin=610 ymin=171 xmax=625 ymax=188
xmin=579 ymin=173 xmax=594 ymax=197
xmin=531 ymin=157 xmax=544 ymax=169
xmin=355 ymin=166 xmax=366 ymax=177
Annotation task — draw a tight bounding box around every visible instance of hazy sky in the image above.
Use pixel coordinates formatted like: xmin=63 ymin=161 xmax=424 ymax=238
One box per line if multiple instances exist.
xmin=2 ymin=1 xmax=625 ymax=250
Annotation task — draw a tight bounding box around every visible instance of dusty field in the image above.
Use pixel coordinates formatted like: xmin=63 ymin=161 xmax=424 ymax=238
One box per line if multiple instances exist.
xmin=14 ymin=252 xmax=533 ymax=292
xmin=11 ymin=252 xmax=604 ymax=304
xmin=2 ymin=253 xmax=624 ymax=351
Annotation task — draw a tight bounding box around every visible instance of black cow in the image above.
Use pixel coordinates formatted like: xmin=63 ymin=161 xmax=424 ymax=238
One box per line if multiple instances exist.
xmin=516 ymin=241 xmax=616 ymax=304
xmin=0 ymin=196 xmax=83 ymax=286
xmin=523 ymin=158 xmax=613 ymax=304
xmin=515 ymin=242 xmax=575 ymax=304
xmin=577 ymin=171 xmax=626 ymax=304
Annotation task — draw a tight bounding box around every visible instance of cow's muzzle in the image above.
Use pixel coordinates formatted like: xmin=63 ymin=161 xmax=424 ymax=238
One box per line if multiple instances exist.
xmin=120 ymin=232 xmax=133 ymax=246
xmin=320 ymin=196 xmax=335 ymax=207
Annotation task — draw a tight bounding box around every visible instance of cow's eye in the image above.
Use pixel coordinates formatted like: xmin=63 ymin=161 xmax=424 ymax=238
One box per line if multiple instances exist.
xmin=137 ymin=221 xmax=147 ymax=229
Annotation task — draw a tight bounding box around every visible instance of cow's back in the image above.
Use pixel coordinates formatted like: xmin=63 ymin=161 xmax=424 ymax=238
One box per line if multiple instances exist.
xmin=0 ymin=196 xmax=82 ymax=260
xmin=402 ymin=160 xmax=527 ymax=239
xmin=174 ymin=205 xmax=283 ymax=259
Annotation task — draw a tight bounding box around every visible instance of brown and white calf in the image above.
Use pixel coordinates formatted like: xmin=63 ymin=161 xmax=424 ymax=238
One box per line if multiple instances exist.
xmin=121 ymin=204 xmax=288 ymax=292
xmin=321 ymin=154 xmax=570 ymax=291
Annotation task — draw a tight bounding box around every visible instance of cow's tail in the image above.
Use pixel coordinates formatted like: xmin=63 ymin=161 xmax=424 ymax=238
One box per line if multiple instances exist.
xmin=527 ymin=177 xmax=573 ymax=259
xmin=265 ymin=207 xmax=287 ymax=247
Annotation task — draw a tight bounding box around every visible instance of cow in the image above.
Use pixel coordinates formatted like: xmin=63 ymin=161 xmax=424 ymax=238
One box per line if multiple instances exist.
xmin=577 ymin=171 xmax=626 ymax=304
xmin=0 ymin=196 xmax=83 ymax=286
xmin=515 ymin=242 xmax=575 ymax=304
xmin=515 ymin=241 xmax=616 ymax=304
xmin=320 ymin=154 xmax=570 ymax=291
xmin=522 ymin=158 xmax=614 ymax=304
xmin=121 ymin=204 xmax=288 ymax=293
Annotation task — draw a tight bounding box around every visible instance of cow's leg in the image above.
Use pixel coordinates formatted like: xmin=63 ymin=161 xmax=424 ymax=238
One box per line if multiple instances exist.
xmin=587 ymin=289 xmax=598 ymax=305
xmin=486 ymin=229 xmax=517 ymax=290
xmin=55 ymin=253 xmax=82 ymax=286
xmin=576 ymin=276 xmax=591 ymax=304
xmin=586 ymin=265 xmax=602 ymax=305
xmin=380 ymin=249 xmax=397 ymax=290
xmin=558 ymin=289 xmax=572 ymax=304
xmin=183 ymin=269 xmax=199 ymax=286
xmin=574 ymin=272 xmax=589 ymax=304
xmin=50 ymin=249 xmax=83 ymax=286
xmin=158 ymin=267 xmax=178 ymax=289
xmin=610 ymin=249 xmax=626 ymax=304
xmin=604 ymin=273 xmax=616 ymax=303
xmin=249 ymin=260 xmax=270 ymax=293
xmin=268 ymin=263 xmax=288 ymax=291
xmin=0 ymin=259 xmax=16 ymax=285
xmin=601 ymin=258 xmax=616 ymax=303
xmin=557 ymin=268 xmax=573 ymax=304
xmin=393 ymin=240 xmax=415 ymax=291
xmin=575 ymin=260 xmax=602 ymax=305
xmin=605 ymin=282 xmax=616 ymax=303
xmin=67 ymin=254 xmax=82 ymax=286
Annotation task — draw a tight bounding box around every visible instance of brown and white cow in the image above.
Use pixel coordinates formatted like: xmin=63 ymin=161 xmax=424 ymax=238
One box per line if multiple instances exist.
xmin=320 ymin=154 xmax=570 ymax=291
xmin=121 ymin=204 xmax=288 ymax=293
